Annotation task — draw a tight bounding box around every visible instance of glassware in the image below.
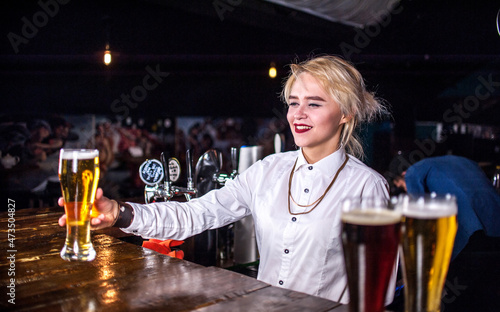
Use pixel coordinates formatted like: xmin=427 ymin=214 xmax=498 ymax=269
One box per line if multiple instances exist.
xmin=397 ymin=193 xmax=458 ymax=312
xmin=341 ymin=197 xmax=401 ymax=312
xmin=58 ymin=148 xmax=100 ymax=261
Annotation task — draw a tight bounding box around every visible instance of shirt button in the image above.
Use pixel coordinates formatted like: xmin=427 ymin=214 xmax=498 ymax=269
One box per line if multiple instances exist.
xmin=279 ymin=280 xmax=284 ymax=285
xmin=304 ymin=188 xmax=309 ymax=193
xmin=291 ymin=217 xmax=297 ymax=222
xmin=284 ymin=249 xmax=289 ymax=254
xmin=308 ymin=166 xmax=313 ymax=170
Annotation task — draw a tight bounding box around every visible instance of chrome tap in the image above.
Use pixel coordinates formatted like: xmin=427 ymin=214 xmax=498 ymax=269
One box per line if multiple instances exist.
xmin=212 ymin=147 xmax=239 ymax=187
xmin=141 ymin=150 xmax=197 ymax=203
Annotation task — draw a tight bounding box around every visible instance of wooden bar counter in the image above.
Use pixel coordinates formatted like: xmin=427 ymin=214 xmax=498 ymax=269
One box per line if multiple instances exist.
xmin=0 ymin=205 xmax=345 ymax=311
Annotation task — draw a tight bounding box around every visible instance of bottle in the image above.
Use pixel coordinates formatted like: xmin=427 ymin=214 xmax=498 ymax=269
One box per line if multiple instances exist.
xmin=493 ymin=165 xmax=500 ymax=193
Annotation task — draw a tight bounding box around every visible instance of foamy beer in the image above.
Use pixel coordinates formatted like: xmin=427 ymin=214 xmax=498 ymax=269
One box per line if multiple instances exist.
xmin=341 ymin=197 xmax=401 ymax=312
xmin=58 ymin=149 xmax=100 ymax=261
xmin=397 ymin=194 xmax=457 ymax=312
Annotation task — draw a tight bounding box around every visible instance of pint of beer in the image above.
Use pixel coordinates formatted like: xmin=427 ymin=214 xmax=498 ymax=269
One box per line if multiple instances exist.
xmin=58 ymin=149 xmax=100 ymax=261
xmin=397 ymin=194 xmax=457 ymax=312
xmin=341 ymin=197 xmax=401 ymax=312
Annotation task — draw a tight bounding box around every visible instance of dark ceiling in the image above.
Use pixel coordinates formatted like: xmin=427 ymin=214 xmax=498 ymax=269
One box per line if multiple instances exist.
xmin=1 ymin=0 xmax=499 ymax=133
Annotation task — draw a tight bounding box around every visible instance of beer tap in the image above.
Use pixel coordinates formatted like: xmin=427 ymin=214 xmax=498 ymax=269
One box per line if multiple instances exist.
xmin=192 ymin=147 xmax=240 ymax=266
xmin=213 ymin=147 xmax=239 ymax=186
xmin=186 ymin=149 xmax=196 ymax=196
xmin=157 ymin=151 xmax=173 ymax=201
xmin=169 ymin=150 xmax=197 ymax=201
xmin=140 ymin=150 xmax=197 ymax=203
xmin=230 ymin=147 xmax=239 ymax=179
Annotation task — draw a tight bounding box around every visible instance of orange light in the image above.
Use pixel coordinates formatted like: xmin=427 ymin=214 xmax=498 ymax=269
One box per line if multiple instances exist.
xmin=269 ymin=63 xmax=277 ymax=78
xmin=104 ymin=50 xmax=111 ymax=66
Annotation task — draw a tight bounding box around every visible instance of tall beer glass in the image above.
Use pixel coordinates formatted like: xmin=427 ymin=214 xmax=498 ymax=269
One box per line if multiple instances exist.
xmin=397 ymin=194 xmax=457 ymax=312
xmin=58 ymin=149 xmax=100 ymax=261
xmin=341 ymin=197 xmax=401 ymax=312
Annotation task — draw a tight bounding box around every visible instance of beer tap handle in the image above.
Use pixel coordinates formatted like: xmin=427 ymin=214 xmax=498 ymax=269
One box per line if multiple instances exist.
xmin=159 ymin=152 xmax=173 ymax=201
xmin=160 ymin=152 xmax=171 ymax=184
xmin=231 ymin=147 xmax=238 ymax=176
xmin=186 ymin=149 xmax=194 ymax=190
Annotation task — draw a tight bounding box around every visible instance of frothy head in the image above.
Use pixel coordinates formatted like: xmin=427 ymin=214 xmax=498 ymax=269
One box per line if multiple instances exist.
xmin=342 ymin=209 xmax=401 ymax=226
xmin=60 ymin=149 xmax=99 ymax=160
xmin=402 ymin=202 xmax=457 ymax=219
xmin=396 ymin=194 xmax=457 ymax=219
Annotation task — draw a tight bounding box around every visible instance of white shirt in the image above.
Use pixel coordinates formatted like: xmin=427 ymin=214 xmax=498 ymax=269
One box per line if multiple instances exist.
xmin=122 ymin=148 xmax=390 ymax=304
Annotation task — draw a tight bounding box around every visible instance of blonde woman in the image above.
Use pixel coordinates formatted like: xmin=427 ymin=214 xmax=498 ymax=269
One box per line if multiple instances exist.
xmin=59 ymin=55 xmax=392 ymax=304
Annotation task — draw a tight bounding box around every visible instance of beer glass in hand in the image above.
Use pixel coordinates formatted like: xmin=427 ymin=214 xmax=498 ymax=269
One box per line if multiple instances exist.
xmin=397 ymin=194 xmax=457 ymax=312
xmin=341 ymin=197 xmax=401 ymax=312
xmin=58 ymin=149 xmax=100 ymax=261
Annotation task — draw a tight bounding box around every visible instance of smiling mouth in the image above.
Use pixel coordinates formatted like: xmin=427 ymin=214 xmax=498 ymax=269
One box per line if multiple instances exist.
xmin=294 ymin=125 xmax=312 ymax=133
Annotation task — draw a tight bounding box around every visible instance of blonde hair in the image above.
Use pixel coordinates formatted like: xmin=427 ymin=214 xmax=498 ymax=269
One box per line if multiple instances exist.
xmin=281 ymin=55 xmax=387 ymax=159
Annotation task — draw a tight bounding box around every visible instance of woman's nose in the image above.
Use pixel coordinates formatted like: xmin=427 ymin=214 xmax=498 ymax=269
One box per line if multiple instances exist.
xmin=294 ymin=105 xmax=307 ymax=119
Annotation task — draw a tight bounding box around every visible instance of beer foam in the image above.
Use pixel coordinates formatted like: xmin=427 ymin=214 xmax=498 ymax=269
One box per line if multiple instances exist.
xmin=341 ymin=209 xmax=401 ymax=225
xmin=402 ymin=203 xmax=457 ymax=219
xmin=61 ymin=149 xmax=99 ymax=160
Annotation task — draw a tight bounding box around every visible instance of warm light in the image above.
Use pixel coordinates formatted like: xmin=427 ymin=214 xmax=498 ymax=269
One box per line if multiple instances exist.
xmin=104 ymin=50 xmax=111 ymax=66
xmin=269 ymin=63 xmax=277 ymax=78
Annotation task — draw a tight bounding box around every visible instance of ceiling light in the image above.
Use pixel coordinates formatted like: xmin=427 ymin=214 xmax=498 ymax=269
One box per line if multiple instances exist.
xmin=104 ymin=44 xmax=111 ymax=66
xmin=269 ymin=62 xmax=277 ymax=78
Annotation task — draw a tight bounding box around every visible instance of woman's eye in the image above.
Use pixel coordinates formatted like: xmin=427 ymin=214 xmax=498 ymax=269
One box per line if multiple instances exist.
xmin=309 ymin=103 xmax=320 ymax=107
xmin=289 ymin=102 xmax=299 ymax=107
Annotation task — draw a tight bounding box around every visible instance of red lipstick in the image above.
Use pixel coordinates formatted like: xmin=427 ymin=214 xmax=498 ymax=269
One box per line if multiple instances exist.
xmin=294 ymin=124 xmax=312 ymax=133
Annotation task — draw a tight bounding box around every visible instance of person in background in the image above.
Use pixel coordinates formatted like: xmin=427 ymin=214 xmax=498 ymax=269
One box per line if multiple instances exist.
xmin=392 ymin=154 xmax=500 ymax=312
xmin=90 ymin=122 xmax=115 ymax=175
xmin=392 ymin=155 xmax=500 ymax=259
xmin=42 ymin=116 xmax=73 ymax=156
xmin=25 ymin=119 xmax=56 ymax=164
xmin=59 ymin=55 xmax=393 ymax=305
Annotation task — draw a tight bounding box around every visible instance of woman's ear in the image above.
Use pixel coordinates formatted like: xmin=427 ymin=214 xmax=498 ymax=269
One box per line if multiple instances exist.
xmin=340 ymin=115 xmax=352 ymax=125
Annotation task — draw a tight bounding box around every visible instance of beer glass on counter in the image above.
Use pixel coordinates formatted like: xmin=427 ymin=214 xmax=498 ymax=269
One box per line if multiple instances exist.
xmin=341 ymin=197 xmax=401 ymax=312
xmin=58 ymin=149 xmax=100 ymax=261
xmin=397 ymin=194 xmax=457 ymax=312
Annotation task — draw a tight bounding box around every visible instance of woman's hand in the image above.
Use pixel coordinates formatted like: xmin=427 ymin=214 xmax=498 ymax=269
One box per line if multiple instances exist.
xmin=58 ymin=188 xmax=120 ymax=230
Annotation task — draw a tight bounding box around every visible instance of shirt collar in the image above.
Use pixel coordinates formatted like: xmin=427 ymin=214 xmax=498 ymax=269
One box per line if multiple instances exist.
xmin=295 ymin=147 xmax=347 ymax=178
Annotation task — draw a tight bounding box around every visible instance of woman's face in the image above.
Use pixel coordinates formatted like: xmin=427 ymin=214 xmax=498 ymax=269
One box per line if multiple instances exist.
xmin=286 ymin=72 xmax=349 ymax=162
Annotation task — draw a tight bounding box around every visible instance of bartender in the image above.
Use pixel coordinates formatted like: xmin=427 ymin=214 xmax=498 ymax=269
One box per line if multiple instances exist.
xmin=59 ymin=55 xmax=392 ymax=304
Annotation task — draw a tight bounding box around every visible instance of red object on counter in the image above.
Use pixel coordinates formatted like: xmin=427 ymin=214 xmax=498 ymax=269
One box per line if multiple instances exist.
xmin=142 ymin=239 xmax=185 ymax=259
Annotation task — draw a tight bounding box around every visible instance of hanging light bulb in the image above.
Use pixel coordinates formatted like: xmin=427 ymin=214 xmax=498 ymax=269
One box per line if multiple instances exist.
xmin=104 ymin=44 xmax=111 ymax=66
xmin=269 ymin=62 xmax=277 ymax=78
